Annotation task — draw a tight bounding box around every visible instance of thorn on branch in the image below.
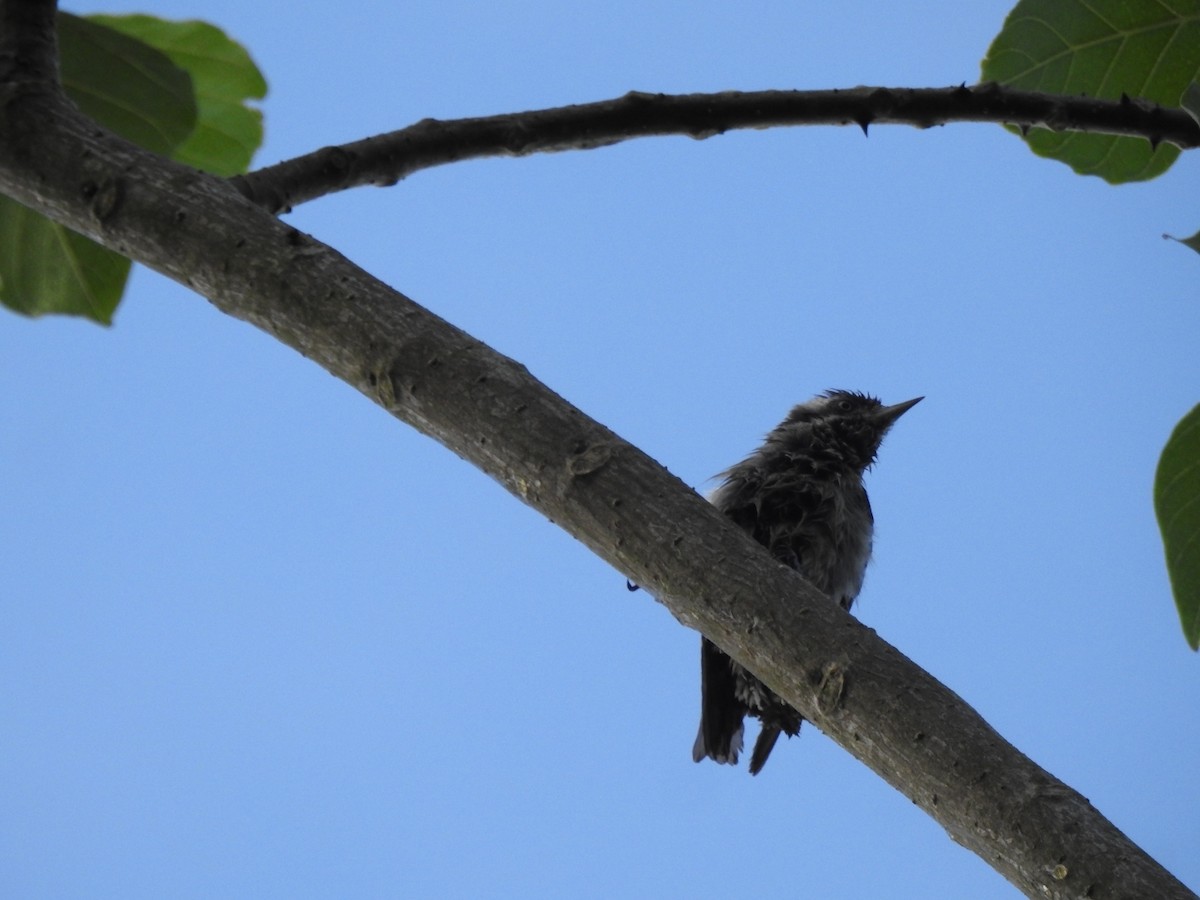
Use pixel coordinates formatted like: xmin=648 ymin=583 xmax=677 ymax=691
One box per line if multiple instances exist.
xmin=688 ymin=124 xmax=727 ymax=141
xmin=622 ymin=89 xmax=658 ymax=105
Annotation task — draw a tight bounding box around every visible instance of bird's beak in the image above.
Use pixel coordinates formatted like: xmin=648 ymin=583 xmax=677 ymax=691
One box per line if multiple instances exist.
xmin=876 ymin=396 xmax=923 ymax=426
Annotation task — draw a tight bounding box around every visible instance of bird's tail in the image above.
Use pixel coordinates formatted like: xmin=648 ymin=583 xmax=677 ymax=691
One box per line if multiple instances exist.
xmin=692 ymin=718 xmax=743 ymax=765
xmin=748 ymin=724 xmax=782 ymax=775
xmin=693 ymin=638 xmax=746 ymax=765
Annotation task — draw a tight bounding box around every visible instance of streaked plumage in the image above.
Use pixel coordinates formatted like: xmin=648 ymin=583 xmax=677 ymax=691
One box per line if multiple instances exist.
xmin=692 ymin=390 xmax=921 ymax=774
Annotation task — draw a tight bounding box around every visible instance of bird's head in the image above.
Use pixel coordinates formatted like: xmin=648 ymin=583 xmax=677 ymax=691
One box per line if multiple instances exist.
xmin=780 ymin=390 xmax=922 ymax=470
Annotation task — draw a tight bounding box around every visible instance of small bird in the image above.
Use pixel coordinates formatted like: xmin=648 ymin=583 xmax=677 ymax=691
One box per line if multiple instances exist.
xmin=692 ymin=390 xmax=921 ymax=775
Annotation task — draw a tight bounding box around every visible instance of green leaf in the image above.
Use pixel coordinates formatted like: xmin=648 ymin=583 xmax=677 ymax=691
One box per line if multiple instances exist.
xmin=89 ymin=14 xmax=267 ymax=176
xmin=0 ymin=195 xmax=130 ymax=324
xmin=1154 ymin=404 xmax=1200 ymax=650
xmin=58 ymin=12 xmax=197 ymax=157
xmin=1183 ymin=81 xmax=1200 ymax=124
xmin=0 ymin=14 xmax=194 ymax=322
xmin=981 ymin=0 xmax=1200 ymax=183
xmin=0 ymin=15 xmax=267 ymax=323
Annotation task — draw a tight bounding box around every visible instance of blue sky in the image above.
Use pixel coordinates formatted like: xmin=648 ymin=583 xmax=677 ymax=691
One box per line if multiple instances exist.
xmin=3 ymin=1 xmax=1199 ymax=897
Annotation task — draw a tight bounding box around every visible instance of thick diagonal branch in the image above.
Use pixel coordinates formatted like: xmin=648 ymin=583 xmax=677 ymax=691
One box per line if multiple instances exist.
xmin=233 ymin=85 xmax=1200 ymax=213
xmin=0 ymin=5 xmax=1194 ymax=898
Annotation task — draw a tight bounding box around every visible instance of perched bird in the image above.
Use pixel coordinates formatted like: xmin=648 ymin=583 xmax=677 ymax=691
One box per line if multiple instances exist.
xmin=692 ymin=390 xmax=921 ymax=775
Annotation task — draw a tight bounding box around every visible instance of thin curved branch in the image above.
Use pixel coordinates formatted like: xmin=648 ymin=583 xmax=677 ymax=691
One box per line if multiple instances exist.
xmin=232 ymin=84 xmax=1200 ymax=213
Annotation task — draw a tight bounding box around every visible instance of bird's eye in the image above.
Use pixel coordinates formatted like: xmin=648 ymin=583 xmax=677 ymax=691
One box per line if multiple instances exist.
xmin=836 ymin=399 xmax=853 ymax=412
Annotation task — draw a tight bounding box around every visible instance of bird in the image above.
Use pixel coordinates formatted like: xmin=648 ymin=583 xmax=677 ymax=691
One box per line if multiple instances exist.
xmin=692 ymin=390 xmax=921 ymax=775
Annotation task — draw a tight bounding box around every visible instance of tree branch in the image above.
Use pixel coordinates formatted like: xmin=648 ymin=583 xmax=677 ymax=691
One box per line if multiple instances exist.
xmin=232 ymin=84 xmax=1200 ymax=214
xmin=0 ymin=6 xmax=1194 ymax=896
xmin=0 ymin=0 xmax=58 ymax=89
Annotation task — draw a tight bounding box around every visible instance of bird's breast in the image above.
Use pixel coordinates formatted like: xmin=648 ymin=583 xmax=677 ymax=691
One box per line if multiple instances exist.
xmin=793 ymin=478 xmax=873 ymax=608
